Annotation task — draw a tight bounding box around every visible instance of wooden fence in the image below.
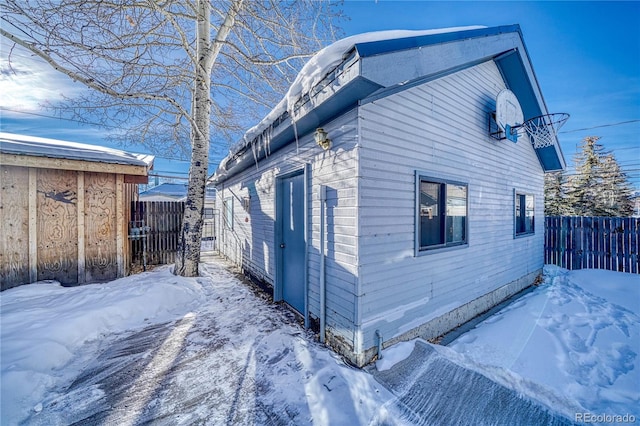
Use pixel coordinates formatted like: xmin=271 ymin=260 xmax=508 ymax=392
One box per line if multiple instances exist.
xmin=545 ymin=216 xmax=639 ymax=274
xmin=130 ymin=201 xmax=185 ymax=266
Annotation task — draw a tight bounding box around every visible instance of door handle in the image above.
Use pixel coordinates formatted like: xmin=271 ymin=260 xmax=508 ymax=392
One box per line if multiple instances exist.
xmin=280 ymin=243 xmax=285 ymax=248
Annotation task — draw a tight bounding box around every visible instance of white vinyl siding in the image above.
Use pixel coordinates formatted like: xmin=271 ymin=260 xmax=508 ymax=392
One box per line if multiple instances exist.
xmin=217 ymin=109 xmax=360 ymax=347
xmin=357 ymin=60 xmax=545 ymax=351
xmin=217 ymin=58 xmax=547 ymax=361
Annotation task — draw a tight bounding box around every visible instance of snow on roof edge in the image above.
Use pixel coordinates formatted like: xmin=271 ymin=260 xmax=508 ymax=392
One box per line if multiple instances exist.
xmin=223 ymin=26 xmax=487 ymax=163
xmin=0 ymin=132 xmax=155 ymax=168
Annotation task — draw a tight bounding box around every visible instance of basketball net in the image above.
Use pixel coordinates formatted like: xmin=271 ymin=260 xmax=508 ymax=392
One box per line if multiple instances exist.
xmin=520 ymin=113 xmax=569 ymax=149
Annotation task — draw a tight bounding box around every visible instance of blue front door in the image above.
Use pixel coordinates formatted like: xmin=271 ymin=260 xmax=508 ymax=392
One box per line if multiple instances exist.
xmin=279 ymin=173 xmax=305 ymax=313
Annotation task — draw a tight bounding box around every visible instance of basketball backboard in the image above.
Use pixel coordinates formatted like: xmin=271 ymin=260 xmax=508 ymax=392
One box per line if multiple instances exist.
xmin=495 ymin=89 xmax=524 ymax=143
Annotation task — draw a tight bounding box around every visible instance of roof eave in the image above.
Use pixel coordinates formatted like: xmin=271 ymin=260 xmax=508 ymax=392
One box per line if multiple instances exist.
xmin=494 ymin=47 xmax=567 ymax=171
xmin=212 ymin=74 xmax=383 ymax=184
xmin=0 ymin=151 xmax=153 ymax=176
xmin=213 ymin=24 xmax=567 ymax=181
xmin=353 ymin=24 xmax=522 ymax=58
xmin=0 ymin=133 xmax=155 ymax=172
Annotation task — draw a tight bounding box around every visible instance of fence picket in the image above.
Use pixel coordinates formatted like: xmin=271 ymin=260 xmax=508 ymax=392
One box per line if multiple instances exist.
xmin=562 ymin=216 xmax=570 ymax=270
xmin=584 ymin=216 xmax=592 ymax=269
xmin=605 ymin=217 xmax=612 ymax=271
xmin=631 ymin=218 xmax=638 ymax=274
xmin=616 ymin=218 xmax=625 ymax=272
xmin=545 ymin=216 xmax=639 ymax=274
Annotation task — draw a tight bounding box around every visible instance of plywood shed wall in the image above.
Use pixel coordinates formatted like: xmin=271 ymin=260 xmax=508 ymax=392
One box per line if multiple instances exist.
xmin=1 ymin=165 xmax=138 ymax=290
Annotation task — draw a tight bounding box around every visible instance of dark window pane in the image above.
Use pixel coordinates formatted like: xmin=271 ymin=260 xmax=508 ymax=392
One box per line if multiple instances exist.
xmin=446 ymin=184 xmax=467 ymax=243
xmin=420 ymin=181 xmax=443 ymax=247
xmin=525 ymin=194 xmax=535 ymax=233
xmin=515 ymin=194 xmax=524 ymax=234
xmin=515 ymin=193 xmax=534 ymax=235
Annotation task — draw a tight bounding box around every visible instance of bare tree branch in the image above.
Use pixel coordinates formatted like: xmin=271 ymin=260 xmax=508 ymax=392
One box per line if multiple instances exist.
xmin=1 ymin=0 xmax=344 ymax=276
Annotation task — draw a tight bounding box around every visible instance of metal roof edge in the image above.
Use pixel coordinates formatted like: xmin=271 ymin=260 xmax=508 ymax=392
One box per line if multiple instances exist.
xmin=0 ymin=132 xmax=155 ymax=168
xmin=354 ymin=24 xmax=522 ymax=58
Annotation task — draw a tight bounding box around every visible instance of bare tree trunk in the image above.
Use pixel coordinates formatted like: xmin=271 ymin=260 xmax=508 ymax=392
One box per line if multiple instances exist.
xmin=174 ymin=0 xmax=242 ymax=276
xmin=174 ymin=0 xmax=211 ymax=276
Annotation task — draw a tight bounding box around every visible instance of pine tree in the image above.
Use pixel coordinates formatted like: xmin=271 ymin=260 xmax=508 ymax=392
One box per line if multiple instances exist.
xmin=566 ymin=136 xmax=605 ymax=216
xmin=561 ymin=136 xmax=635 ymax=217
xmin=544 ymin=171 xmax=568 ymax=216
xmin=599 ymin=154 xmax=634 ymax=216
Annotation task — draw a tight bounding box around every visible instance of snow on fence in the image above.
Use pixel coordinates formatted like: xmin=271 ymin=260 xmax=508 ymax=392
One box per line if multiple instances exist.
xmin=545 ymin=216 xmax=639 ymax=274
xmin=130 ymin=201 xmax=185 ymax=266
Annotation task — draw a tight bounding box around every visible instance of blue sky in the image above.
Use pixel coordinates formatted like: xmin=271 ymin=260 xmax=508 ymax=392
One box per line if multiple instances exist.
xmin=1 ymin=1 xmax=638 ymax=187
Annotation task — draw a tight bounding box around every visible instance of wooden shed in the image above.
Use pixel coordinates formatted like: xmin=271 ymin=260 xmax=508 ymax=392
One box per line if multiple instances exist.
xmin=1 ymin=132 xmax=154 ymax=290
xmin=211 ymin=25 xmax=567 ymax=366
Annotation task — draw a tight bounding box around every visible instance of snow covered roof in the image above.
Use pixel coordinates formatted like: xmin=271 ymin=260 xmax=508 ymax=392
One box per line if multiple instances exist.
xmin=240 ymin=26 xmax=486 ymax=149
xmin=141 ymin=183 xmax=188 ymax=199
xmin=212 ymin=24 xmax=566 ymax=183
xmin=0 ymin=132 xmax=154 ymax=172
xmin=140 ymin=183 xmax=216 ymax=201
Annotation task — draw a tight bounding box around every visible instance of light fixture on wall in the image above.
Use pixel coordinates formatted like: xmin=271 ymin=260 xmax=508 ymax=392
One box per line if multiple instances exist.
xmin=314 ymin=128 xmax=331 ymax=150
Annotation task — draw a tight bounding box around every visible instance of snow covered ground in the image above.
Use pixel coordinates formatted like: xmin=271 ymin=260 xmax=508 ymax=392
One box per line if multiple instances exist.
xmin=449 ymin=265 xmax=639 ymax=420
xmin=1 ymin=258 xmax=396 ymax=425
xmin=1 ymin=259 xmax=638 ymax=424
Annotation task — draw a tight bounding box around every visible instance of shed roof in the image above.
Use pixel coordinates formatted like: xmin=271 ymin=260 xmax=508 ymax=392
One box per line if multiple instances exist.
xmin=212 ymin=25 xmax=566 ymax=184
xmin=0 ymin=132 xmax=154 ymax=177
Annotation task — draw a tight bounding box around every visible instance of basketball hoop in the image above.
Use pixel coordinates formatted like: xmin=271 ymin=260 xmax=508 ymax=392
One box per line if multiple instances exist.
xmin=518 ymin=113 xmax=569 ymax=149
xmin=489 ymin=89 xmax=569 ymax=148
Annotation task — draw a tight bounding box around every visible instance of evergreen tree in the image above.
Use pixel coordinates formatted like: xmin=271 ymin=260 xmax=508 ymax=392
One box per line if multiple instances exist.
xmin=560 ymin=136 xmax=635 ymax=217
xmin=544 ymin=171 xmax=568 ymax=216
xmin=599 ymin=154 xmax=635 ymax=216
xmin=566 ymin=136 xmax=605 ymax=216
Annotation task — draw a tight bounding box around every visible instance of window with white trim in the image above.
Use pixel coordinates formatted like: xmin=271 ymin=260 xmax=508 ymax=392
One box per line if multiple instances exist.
xmin=417 ymin=176 xmax=468 ymax=251
xmin=515 ymin=192 xmax=534 ymax=236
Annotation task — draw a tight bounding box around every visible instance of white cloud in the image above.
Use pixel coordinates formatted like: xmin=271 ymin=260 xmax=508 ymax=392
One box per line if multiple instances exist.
xmin=0 ymin=43 xmax=85 ymax=111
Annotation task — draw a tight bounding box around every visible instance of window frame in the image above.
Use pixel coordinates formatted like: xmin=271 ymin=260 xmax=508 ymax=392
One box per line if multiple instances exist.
xmin=203 ymin=207 xmax=215 ymax=220
xmin=224 ymin=196 xmax=234 ymax=230
xmin=514 ymin=190 xmax=535 ymax=237
xmin=415 ymin=172 xmax=469 ymax=255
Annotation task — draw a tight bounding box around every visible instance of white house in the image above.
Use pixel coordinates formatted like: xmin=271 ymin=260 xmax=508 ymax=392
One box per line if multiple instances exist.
xmin=210 ymin=25 xmax=566 ymax=366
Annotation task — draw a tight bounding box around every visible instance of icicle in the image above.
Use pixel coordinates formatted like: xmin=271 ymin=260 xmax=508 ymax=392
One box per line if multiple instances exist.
xmin=292 ymin=114 xmax=300 ymax=154
xmin=242 ymin=134 xmax=249 ymax=153
xmin=251 ymin=138 xmax=259 ymax=170
xmin=265 ymin=125 xmax=272 ymax=158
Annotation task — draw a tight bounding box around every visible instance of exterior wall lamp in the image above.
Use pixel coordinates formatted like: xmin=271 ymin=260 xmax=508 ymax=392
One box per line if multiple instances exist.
xmin=314 ymin=128 xmax=331 ymax=150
